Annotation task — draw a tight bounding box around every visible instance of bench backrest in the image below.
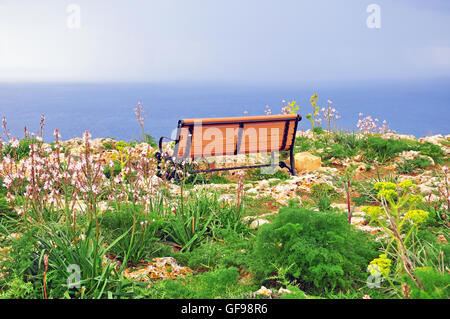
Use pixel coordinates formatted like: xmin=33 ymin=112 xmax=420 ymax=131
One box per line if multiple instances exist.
xmin=172 ymin=114 xmax=300 ymax=160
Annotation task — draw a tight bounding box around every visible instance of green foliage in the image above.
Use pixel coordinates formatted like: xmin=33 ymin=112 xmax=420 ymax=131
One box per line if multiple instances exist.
xmin=360 ymin=137 xmax=413 ymax=163
xmin=245 ymin=167 xmax=290 ymax=182
xmin=294 ymin=137 xmax=314 ymax=153
xmin=396 ymin=157 xmax=432 ymax=174
xmin=360 ymin=137 xmax=444 ymax=164
xmin=404 ymin=267 xmax=450 ymax=299
xmin=353 ymin=172 xmax=399 ymax=206
xmin=103 ymin=161 xmax=122 ymax=179
xmin=146 ymin=267 xmax=246 ymax=299
xmin=305 ymin=94 xmax=320 ymax=131
xmin=0 ymin=276 xmax=35 ymax=299
xmin=143 ymin=134 xmax=157 ymax=148
xmin=3 ymin=138 xmax=39 ymax=160
xmin=100 ymin=206 xmax=164 ymax=264
xmin=184 ymin=172 xmax=233 ymax=185
xmin=418 ymin=142 xmax=445 ymax=164
xmin=32 ymin=221 xmax=129 ymax=299
xmin=163 ymin=191 xmax=248 ymax=252
xmin=310 ymin=183 xmax=336 ymax=211
xmin=278 ymin=285 xmax=308 ymax=299
xmin=251 ymin=206 xmax=379 ymax=294
xmin=312 ymin=126 xmax=324 ymax=135
xmin=180 ymin=234 xmax=254 ymax=271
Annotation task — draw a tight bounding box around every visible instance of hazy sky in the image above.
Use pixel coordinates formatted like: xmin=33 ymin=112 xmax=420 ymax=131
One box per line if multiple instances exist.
xmin=1 ymin=0 xmax=449 ymax=84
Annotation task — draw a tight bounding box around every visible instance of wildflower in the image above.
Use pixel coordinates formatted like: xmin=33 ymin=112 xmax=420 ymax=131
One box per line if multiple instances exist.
xmin=405 ymin=209 xmax=429 ymax=224
xmin=374 ymin=182 xmax=397 ymax=191
xmin=362 ymin=206 xmax=383 ymax=219
xmin=53 ymin=129 xmax=61 ymax=139
xmin=254 ymin=286 xmax=272 ymax=297
xmin=83 ymin=130 xmax=91 ymax=142
xmin=377 ymin=188 xmax=397 ymax=201
xmin=368 ymin=254 xmax=391 ymax=277
xmin=407 ymin=194 xmax=423 ymax=207
xmin=10 ymin=137 xmax=19 ymax=148
xmin=398 ymin=180 xmax=414 ymax=190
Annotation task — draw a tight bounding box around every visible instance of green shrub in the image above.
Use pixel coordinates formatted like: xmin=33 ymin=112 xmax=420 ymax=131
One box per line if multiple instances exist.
xmin=312 ymin=126 xmax=325 ymax=135
xmin=34 ymin=221 xmax=128 ymax=299
xmin=100 ymin=206 xmax=165 ymax=264
xmin=103 ymin=161 xmax=122 ymax=179
xmin=163 ymin=191 xmax=248 ymax=252
xmin=143 ymin=134 xmax=158 ymax=148
xmin=245 ymin=167 xmax=290 ymax=182
xmin=360 ymin=137 xmax=412 ymax=163
xmin=396 ymin=157 xmax=432 ymax=174
xmin=404 ymin=267 xmax=450 ymax=299
xmin=0 ymin=276 xmax=35 ymax=299
xmin=147 ymin=266 xmax=245 ymax=299
xmin=251 ymin=206 xmax=379 ymax=294
xmin=418 ymin=142 xmax=445 ymax=164
xmin=360 ymin=137 xmax=444 ymax=164
xmin=180 ymin=234 xmax=254 ymax=271
xmin=294 ymin=137 xmax=314 ymax=153
xmin=3 ymin=138 xmax=39 ymax=160
xmin=310 ymin=183 xmax=336 ymax=211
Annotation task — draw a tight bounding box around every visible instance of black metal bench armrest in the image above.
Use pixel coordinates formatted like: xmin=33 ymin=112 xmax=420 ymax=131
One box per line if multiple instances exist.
xmin=158 ymin=136 xmax=176 ymax=154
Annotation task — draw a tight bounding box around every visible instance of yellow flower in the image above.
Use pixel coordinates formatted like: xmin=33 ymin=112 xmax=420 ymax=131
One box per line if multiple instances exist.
xmin=407 ymin=194 xmax=423 ymax=207
xmin=374 ymin=182 xmax=396 ymax=191
xmin=362 ymin=206 xmax=384 ymax=219
xmin=368 ymin=254 xmax=391 ymax=277
xmin=398 ymin=180 xmax=414 ymax=190
xmin=405 ymin=209 xmax=429 ymax=224
xmin=310 ymin=94 xmax=318 ymax=106
xmin=377 ymin=189 xmax=397 ymax=201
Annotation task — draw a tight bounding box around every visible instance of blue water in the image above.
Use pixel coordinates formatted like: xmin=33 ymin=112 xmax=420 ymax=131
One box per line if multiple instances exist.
xmin=0 ymin=80 xmax=448 ymax=142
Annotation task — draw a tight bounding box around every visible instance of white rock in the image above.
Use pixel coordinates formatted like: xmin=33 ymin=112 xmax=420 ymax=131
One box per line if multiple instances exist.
xmin=250 ymin=219 xmax=270 ymax=229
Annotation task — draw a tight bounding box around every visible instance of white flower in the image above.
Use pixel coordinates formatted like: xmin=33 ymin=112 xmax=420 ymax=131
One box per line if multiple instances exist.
xmin=10 ymin=138 xmax=19 ymax=148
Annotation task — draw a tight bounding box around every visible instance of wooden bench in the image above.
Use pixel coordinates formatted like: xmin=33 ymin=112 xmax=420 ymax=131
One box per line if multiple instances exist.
xmin=156 ymin=114 xmax=301 ymax=178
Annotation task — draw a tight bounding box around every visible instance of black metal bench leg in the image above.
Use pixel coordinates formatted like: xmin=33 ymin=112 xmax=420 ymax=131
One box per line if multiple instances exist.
xmin=289 ymin=147 xmax=296 ymax=176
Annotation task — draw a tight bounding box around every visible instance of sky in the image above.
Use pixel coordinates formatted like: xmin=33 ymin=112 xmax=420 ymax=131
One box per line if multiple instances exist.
xmin=0 ymin=0 xmax=450 ymax=85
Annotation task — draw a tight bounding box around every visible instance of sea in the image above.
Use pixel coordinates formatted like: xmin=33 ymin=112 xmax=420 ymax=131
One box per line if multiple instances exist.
xmin=0 ymin=80 xmax=448 ymax=143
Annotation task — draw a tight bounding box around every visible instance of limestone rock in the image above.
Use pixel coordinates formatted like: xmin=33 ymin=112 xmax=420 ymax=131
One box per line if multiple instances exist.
xmin=331 ymin=203 xmax=349 ymax=211
xmin=250 ymin=218 xmax=270 ymax=229
xmin=294 ymin=152 xmax=322 ymax=172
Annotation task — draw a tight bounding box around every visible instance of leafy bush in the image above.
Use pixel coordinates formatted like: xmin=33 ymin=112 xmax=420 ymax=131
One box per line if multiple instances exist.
xmin=310 ymin=183 xmax=336 ymax=211
xmin=100 ymin=206 xmax=165 ymax=264
xmin=180 ymin=234 xmax=254 ymax=271
xmin=143 ymin=134 xmax=158 ymax=148
xmin=251 ymin=206 xmax=379 ymax=294
xmin=34 ymin=222 xmax=128 ymax=299
xmin=403 ymin=267 xmax=450 ymax=299
xmin=2 ymin=138 xmax=39 ymax=161
xmin=245 ymin=167 xmax=290 ymax=182
xmin=396 ymin=157 xmax=432 ymax=174
xmin=418 ymin=142 xmax=445 ymax=164
xmin=360 ymin=137 xmax=414 ymax=163
xmin=146 ymin=266 xmax=246 ymax=299
xmin=360 ymin=137 xmax=444 ymax=164
xmin=163 ymin=191 xmax=248 ymax=252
